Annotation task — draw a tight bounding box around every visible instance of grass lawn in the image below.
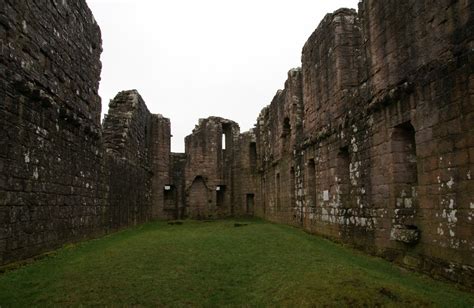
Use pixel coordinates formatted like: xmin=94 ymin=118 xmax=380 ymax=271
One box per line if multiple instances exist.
xmin=0 ymin=219 xmax=472 ymax=306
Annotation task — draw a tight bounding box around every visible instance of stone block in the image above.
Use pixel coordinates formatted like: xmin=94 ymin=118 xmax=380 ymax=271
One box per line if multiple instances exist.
xmin=390 ymin=225 xmax=420 ymax=244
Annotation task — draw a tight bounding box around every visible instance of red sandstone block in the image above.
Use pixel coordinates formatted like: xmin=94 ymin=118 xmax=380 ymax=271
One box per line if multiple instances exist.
xmin=467 ymin=147 xmax=474 ymax=164
xmin=447 ymin=118 xmax=462 ymax=135
xmin=417 ymin=172 xmax=434 ymax=186
xmin=452 ymin=150 xmax=469 ymax=166
xmin=437 ymin=138 xmax=455 ymax=154
xmin=453 ymin=134 xmax=468 ymax=150
xmin=422 ymin=156 xmax=439 ymax=172
xmin=419 ymin=195 xmax=440 ymax=210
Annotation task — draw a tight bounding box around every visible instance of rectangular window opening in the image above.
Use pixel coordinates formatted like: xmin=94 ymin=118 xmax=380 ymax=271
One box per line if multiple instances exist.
xmin=246 ymin=193 xmax=255 ymax=214
xmin=216 ymin=185 xmax=226 ymax=207
xmin=249 ymin=142 xmax=257 ymax=169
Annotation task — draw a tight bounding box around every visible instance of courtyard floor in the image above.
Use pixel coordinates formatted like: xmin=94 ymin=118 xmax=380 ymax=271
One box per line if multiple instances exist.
xmin=0 ymin=219 xmax=472 ymax=306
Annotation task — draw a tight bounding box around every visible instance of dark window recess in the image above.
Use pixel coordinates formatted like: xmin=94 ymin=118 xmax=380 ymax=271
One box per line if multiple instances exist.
xmin=246 ymin=194 xmax=254 ymax=214
xmin=164 ymin=185 xmax=176 ymax=210
xmin=282 ymin=117 xmax=291 ymax=137
xmin=249 ymin=142 xmax=257 ymax=169
xmin=216 ymin=185 xmax=226 ymax=207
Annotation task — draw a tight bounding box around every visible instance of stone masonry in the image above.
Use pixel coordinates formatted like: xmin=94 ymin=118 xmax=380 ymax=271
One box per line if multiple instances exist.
xmin=0 ymin=0 xmax=170 ymax=265
xmin=1 ymin=0 xmax=472 ymax=288
xmin=249 ymin=2 xmax=473 ymax=287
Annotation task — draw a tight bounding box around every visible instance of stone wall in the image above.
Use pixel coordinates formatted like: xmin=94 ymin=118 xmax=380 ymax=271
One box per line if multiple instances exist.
xmin=103 ymin=90 xmax=155 ymax=228
xmin=182 ymin=117 xmax=240 ymax=219
xmin=0 ymin=0 xmax=106 ymax=265
xmin=359 ymin=0 xmax=473 ymax=285
xmin=251 ymin=0 xmax=473 ymax=286
xmin=0 ymin=1 xmax=171 ymax=265
xmin=168 ymin=153 xmax=187 ymax=219
xmin=299 ymin=8 xmax=370 ymax=245
xmin=1 ymin=0 xmax=472 ymax=288
xmin=234 ymin=131 xmax=259 ymax=216
xmin=150 ymin=113 xmax=172 ymax=219
xmin=100 ymin=92 xmax=175 ymax=221
xmin=254 ymin=69 xmax=304 ymax=226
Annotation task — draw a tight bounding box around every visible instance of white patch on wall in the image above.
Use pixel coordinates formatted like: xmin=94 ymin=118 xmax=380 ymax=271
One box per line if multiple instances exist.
xmin=323 ymin=190 xmax=329 ymax=201
xmin=446 ymin=177 xmax=454 ymax=189
xmin=351 ymin=137 xmax=358 ymax=152
xmin=349 ymin=161 xmax=361 ymax=186
xmin=437 ymin=223 xmax=444 ymax=236
xmin=446 ymin=209 xmax=457 ymax=223
xmin=345 ymin=15 xmax=356 ymax=24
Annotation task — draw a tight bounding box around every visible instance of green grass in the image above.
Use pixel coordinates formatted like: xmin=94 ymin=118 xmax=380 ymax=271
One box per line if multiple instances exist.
xmin=0 ymin=219 xmax=472 ymax=307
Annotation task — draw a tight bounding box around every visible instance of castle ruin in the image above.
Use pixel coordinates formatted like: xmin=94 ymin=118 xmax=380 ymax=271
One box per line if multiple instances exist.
xmin=1 ymin=0 xmax=473 ymax=287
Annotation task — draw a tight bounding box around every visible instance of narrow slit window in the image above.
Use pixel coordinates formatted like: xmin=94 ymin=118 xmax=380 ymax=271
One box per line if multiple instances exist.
xmin=249 ymin=142 xmax=257 ymax=168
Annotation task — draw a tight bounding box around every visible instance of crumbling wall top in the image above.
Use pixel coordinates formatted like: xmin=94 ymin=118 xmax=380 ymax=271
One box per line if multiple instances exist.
xmin=103 ymin=90 xmax=154 ymax=164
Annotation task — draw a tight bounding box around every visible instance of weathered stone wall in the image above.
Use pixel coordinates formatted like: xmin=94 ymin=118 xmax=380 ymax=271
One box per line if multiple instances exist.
xmin=150 ymin=113 xmax=172 ymax=219
xmin=1 ymin=0 xmax=471 ymax=288
xmin=254 ymin=69 xmax=304 ymax=226
xmin=168 ymin=153 xmax=187 ymax=219
xmin=103 ymin=91 xmax=153 ymax=165
xmin=183 ymin=117 xmax=240 ymax=219
xmin=103 ymin=90 xmax=155 ymax=227
xmin=251 ymin=1 xmax=473 ymax=286
xmin=299 ymin=8 xmax=370 ymax=246
xmin=233 ymin=131 xmax=259 ymax=216
xmin=102 ymin=92 xmax=171 ymax=221
xmin=359 ymin=0 xmax=473 ymax=286
xmin=0 ymin=1 xmax=171 ymax=265
xmin=0 ymin=0 xmax=106 ymax=265
xmin=302 ymin=9 xmax=363 ymax=138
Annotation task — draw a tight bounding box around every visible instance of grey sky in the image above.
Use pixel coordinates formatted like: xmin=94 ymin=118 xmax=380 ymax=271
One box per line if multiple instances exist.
xmin=85 ymin=0 xmax=359 ymax=152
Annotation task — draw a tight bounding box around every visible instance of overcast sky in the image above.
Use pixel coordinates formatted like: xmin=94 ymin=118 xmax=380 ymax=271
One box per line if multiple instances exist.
xmin=85 ymin=0 xmax=359 ymax=152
